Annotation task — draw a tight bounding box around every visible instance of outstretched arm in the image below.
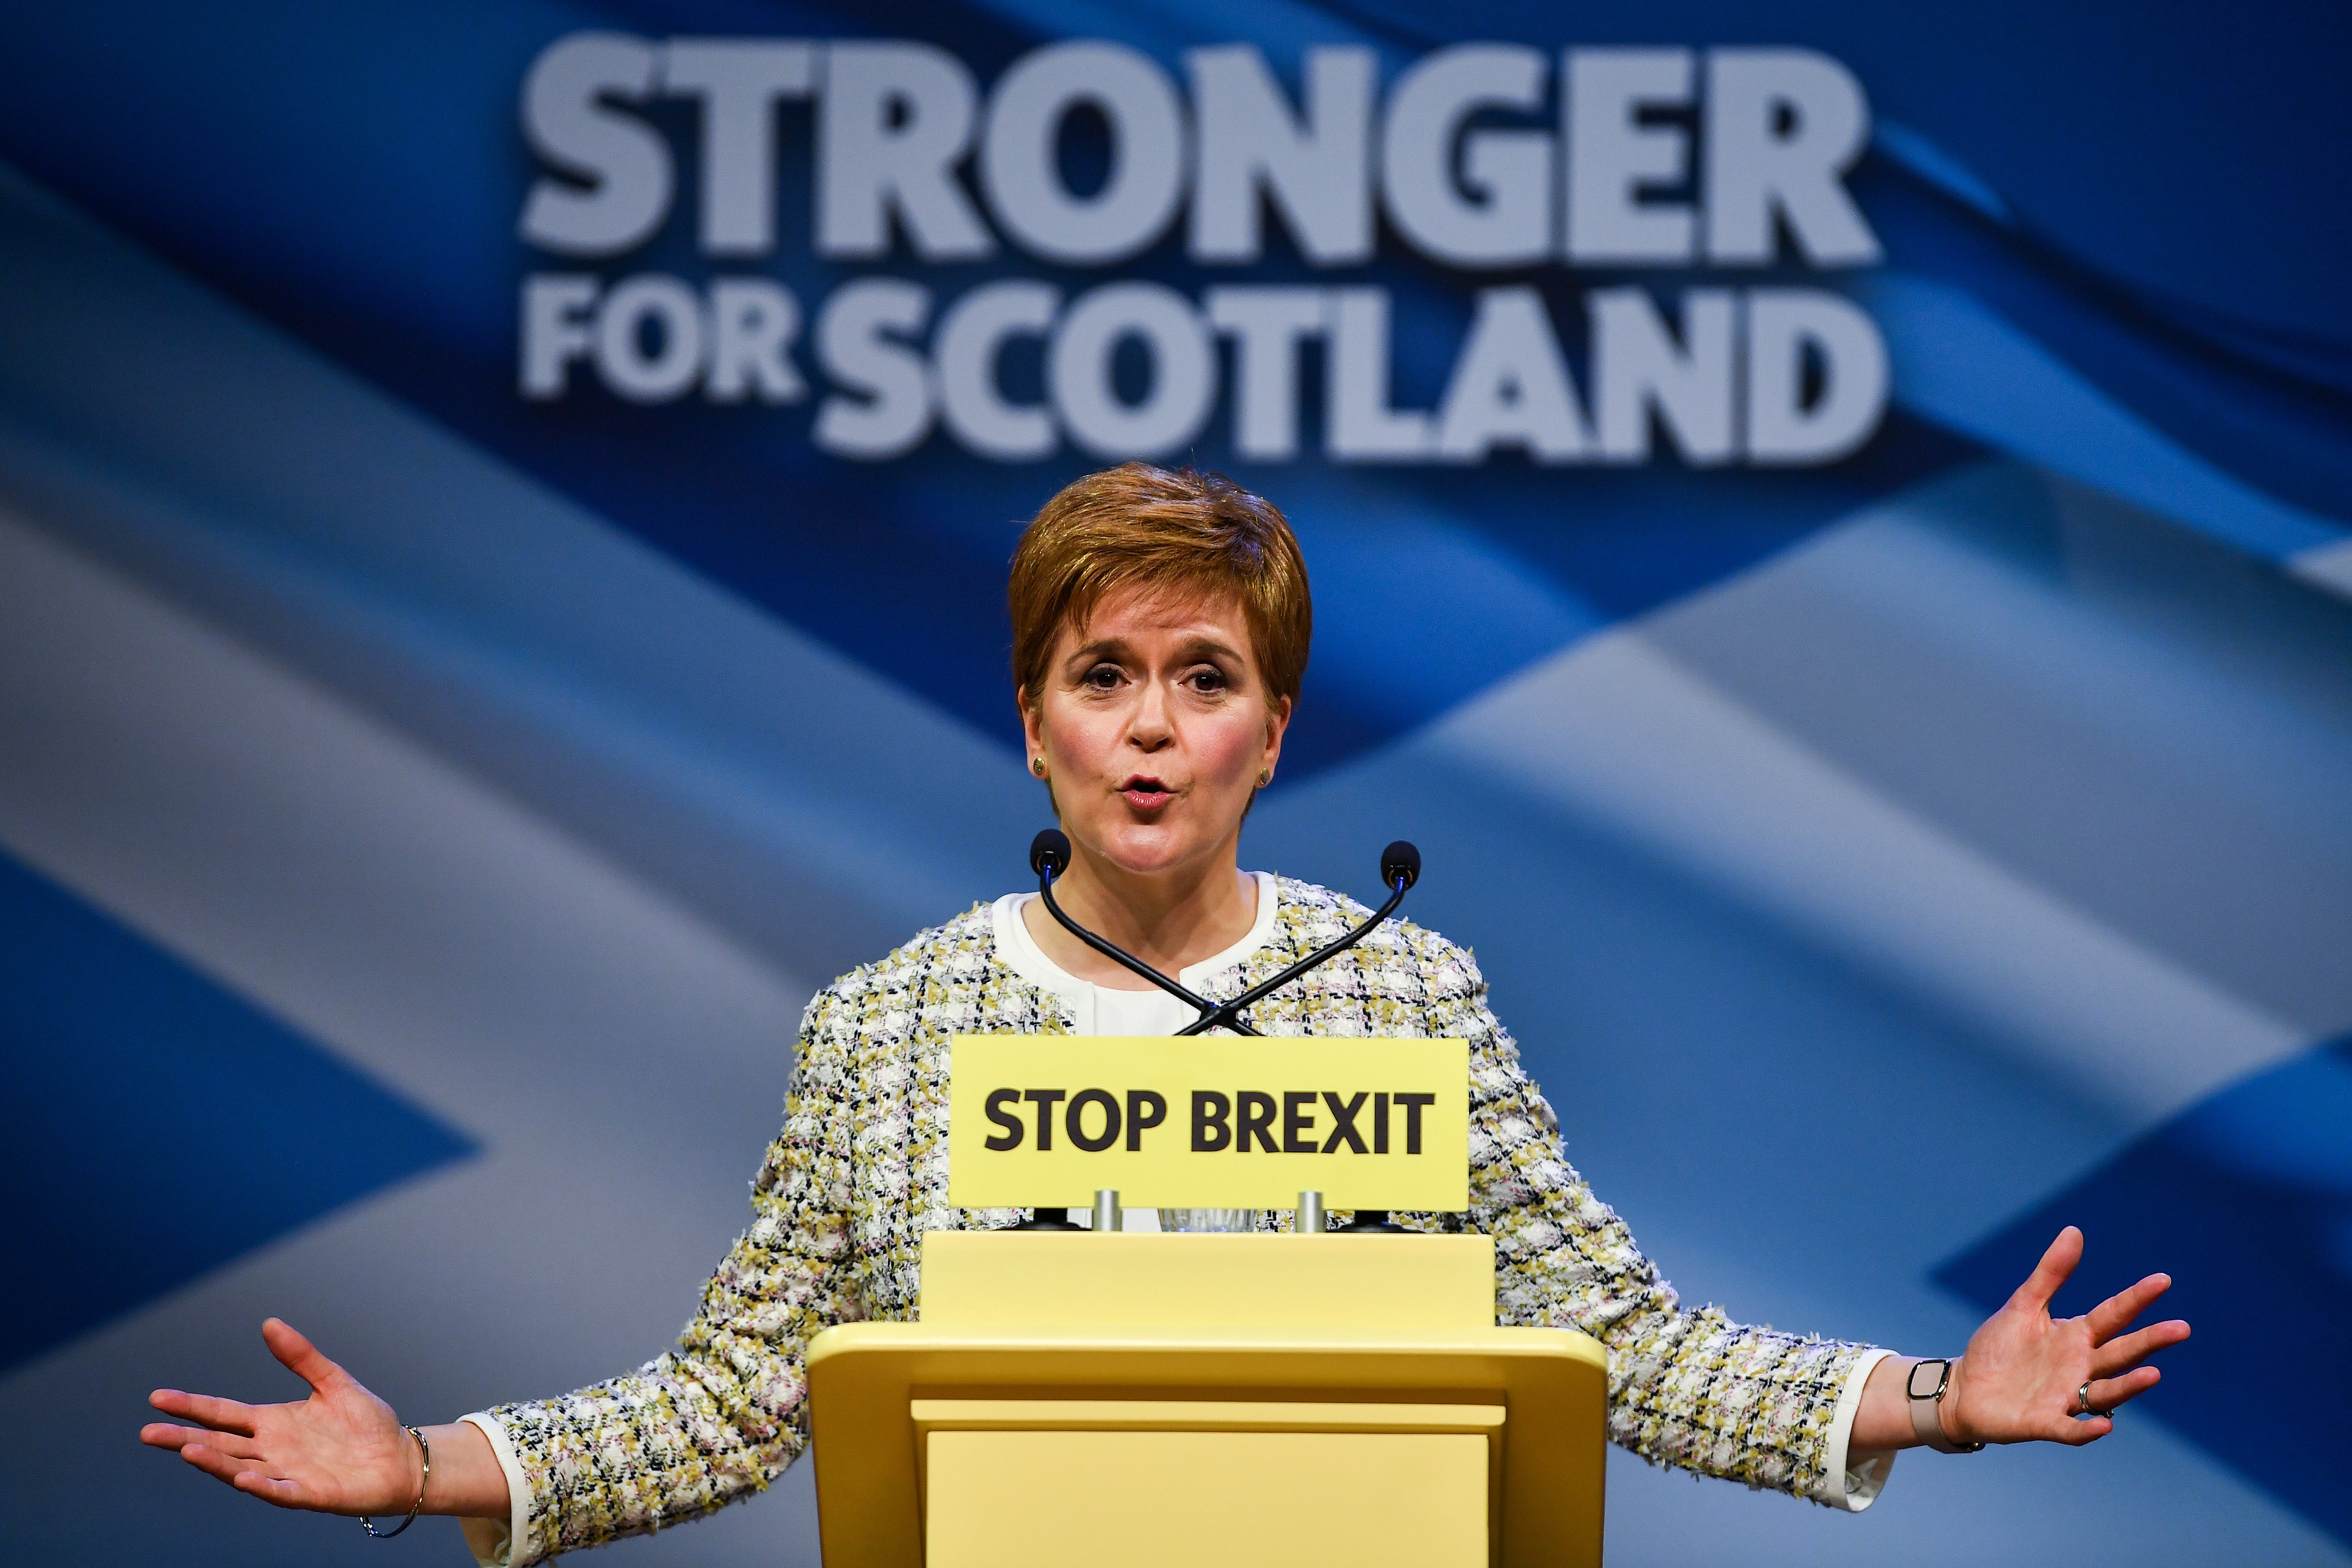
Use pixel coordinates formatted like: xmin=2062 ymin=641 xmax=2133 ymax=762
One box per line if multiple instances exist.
xmin=1422 ymin=940 xmax=2191 ymax=1504
xmin=1850 ymin=1225 xmax=2190 ymax=1452
xmin=140 ymin=1317 xmax=510 ymax=1520
xmin=1426 ymin=959 xmax=1879 ymax=1502
xmin=137 ymin=985 xmax=861 ymax=1564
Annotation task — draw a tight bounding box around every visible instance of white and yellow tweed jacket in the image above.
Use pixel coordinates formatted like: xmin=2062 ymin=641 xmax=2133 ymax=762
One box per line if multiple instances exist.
xmin=476 ymin=878 xmax=1878 ymax=1563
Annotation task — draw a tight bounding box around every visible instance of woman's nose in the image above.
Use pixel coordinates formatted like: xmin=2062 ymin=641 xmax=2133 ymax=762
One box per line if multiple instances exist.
xmin=1128 ymin=682 xmax=1175 ymax=743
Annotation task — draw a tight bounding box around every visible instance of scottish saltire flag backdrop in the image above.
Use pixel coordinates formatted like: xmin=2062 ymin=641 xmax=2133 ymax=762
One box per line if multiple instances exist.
xmin=2 ymin=2 xmax=2348 ymax=1564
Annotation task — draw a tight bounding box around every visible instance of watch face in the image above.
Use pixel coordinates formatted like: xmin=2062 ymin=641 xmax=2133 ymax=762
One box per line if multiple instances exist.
xmin=1908 ymin=1359 xmax=1948 ymax=1400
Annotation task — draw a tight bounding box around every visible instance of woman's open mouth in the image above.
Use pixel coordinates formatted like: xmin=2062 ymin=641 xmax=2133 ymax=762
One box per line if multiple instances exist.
xmin=1119 ymin=775 xmax=1176 ymax=810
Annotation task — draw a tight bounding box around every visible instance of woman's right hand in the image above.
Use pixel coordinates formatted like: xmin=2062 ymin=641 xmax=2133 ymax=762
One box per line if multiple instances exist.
xmin=140 ymin=1318 xmax=421 ymax=1515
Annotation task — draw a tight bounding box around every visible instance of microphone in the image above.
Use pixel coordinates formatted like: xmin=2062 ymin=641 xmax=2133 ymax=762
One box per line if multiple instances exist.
xmin=1032 ymin=829 xmax=1233 ymax=1021
xmin=1176 ymin=840 xmax=1417 ymax=1037
xmin=1030 ymin=829 xmax=1071 ymax=880
xmin=1018 ymin=824 xmax=1201 ymax=1230
xmin=1018 ymin=833 xmax=1425 ymax=1234
xmin=1024 ymin=833 xmax=1422 ymax=1038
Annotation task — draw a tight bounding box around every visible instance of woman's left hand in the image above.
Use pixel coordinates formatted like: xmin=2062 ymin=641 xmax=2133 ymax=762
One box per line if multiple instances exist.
xmin=1943 ymin=1225 xmax=2190 ymax=1446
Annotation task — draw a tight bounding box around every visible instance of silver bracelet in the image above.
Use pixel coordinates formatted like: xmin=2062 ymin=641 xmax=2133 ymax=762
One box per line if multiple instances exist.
xmin=360 ymin=1425 xmax=431 ymax=1539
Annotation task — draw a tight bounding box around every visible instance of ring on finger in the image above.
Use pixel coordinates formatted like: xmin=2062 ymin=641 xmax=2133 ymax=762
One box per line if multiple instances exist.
xmin=2078 ymin=1380 xmax=2109 ymax=1419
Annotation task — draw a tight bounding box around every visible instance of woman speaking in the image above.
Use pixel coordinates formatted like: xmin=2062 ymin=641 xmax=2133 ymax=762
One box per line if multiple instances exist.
xmin=142 ymin=465 xmax=2188 ymax=1562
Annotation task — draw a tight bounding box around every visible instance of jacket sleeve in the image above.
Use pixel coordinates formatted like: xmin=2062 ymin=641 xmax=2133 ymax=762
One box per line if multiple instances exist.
xmin=479 ymin=985 xmax=865 ymax=1563
xmin=1425 ymin=946 xmax=1877 ymax=1503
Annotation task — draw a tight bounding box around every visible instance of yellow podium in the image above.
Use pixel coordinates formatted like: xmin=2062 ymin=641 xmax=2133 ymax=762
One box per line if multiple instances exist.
xmin=806 ymin=1231 xmax=1607 ymax=1568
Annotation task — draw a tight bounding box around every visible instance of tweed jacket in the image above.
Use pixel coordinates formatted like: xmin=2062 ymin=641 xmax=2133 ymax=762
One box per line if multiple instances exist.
xmin=478 ymin=878 xmax=1876 ymax=1563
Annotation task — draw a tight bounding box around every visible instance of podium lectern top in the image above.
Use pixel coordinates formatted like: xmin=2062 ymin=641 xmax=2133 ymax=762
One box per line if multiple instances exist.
xmin=919 ymin=1230 xmax=1499 ymax=1328
xmin=807 ymin=1231 xmax=1607 ymax=1568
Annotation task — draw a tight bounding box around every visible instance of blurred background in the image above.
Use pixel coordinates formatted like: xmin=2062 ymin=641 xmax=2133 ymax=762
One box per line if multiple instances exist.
xmin=1 ymin=3 xmax=2347 ymax=1565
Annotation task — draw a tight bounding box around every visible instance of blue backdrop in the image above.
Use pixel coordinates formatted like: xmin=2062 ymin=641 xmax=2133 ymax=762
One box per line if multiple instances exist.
xmin=1 ymin=3 xmax=2348 ymax=1565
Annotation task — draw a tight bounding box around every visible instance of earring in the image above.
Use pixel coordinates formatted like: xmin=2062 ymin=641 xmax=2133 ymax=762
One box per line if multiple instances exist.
xmin=1257 ymin=769 xmax=1270 ymax=786
xmin=1032 ymin=757 xmax=1048 ymax=777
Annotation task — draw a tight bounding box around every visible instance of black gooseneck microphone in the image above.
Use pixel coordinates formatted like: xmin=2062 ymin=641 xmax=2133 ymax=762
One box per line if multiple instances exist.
xmin=1029 ymin=829 xmax=1420 ymax=1038
xmin=1020 ymin=830 xmax=1425 ymax=1234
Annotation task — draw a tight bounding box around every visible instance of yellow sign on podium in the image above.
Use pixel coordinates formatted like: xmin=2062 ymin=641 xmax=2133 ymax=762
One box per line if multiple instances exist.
xmin=947 ymin=1034 xmax=1468 ymax=1208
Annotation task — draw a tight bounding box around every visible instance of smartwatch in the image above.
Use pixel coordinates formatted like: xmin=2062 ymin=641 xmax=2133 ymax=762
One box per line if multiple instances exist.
xmin=1907 ymin=1358 xmax=1986 ymax=1453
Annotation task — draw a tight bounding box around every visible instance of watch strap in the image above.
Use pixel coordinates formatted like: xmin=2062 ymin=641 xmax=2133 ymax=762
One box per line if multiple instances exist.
xmin=1907 ymin=1358 xmax=1984 ymax=1454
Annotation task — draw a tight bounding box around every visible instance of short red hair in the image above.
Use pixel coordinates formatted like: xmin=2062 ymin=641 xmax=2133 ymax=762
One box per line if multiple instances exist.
xmin=1009 ymin=464 xmax=1312 ymax=710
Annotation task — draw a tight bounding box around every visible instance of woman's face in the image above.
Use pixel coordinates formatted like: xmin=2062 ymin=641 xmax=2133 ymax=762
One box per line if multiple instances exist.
xmin=1021 ymin=585 xmax=1289 ymax=881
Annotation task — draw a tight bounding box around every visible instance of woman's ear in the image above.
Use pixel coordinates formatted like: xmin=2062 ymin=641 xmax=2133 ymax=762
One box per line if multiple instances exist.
xmin=1018 ymin=687 xmax=1047 ymax=770
xmin=1261 ymin=693 xmax=1293 ymax=771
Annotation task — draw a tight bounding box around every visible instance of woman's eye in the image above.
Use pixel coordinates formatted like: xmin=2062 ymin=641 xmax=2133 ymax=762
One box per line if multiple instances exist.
xmin=1187 ymin=668 xmax=1228 ymax=694
xmin=1082 ymin=664 xmax=1123 ymax=690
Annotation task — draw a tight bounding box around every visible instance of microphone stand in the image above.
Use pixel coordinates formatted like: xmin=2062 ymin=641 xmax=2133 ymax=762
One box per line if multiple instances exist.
xmin=1031 ymin=831 xmax=1418 ymax=1037
xmin=1018 ymin=831 xmax=1422 ymax=1235
xmin=1035 ymin=866 xmax=1250 ymax=1032
xmin=1173 ymin=875 xmax=1409 ymax=1037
